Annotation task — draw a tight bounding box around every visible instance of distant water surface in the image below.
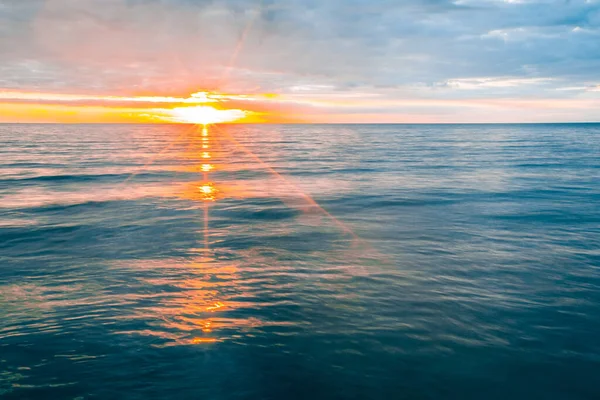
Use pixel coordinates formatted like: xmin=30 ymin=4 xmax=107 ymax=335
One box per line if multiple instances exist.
xmin=1 ymin=123 xmax=600 ymax=399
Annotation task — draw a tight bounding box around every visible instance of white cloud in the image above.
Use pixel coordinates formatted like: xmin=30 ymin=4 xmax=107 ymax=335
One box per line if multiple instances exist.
xmin=444 ymin=77 xmax=555 ymax=89
xmin=0 ymin=0 xmax=599 ymax=121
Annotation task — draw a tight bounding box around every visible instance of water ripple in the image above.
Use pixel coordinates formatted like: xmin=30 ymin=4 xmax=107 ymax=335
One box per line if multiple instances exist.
xmin=1 ymin=123 xmax=600 ymax=398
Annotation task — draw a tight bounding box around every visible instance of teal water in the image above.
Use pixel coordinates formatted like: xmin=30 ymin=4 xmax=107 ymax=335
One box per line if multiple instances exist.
xmin=1 ymin=123 xmax=600 ymax=399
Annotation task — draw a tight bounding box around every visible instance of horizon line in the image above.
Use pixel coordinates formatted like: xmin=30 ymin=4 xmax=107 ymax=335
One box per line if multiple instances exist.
xmin=1 ymin=121 xmax=600 ymax=125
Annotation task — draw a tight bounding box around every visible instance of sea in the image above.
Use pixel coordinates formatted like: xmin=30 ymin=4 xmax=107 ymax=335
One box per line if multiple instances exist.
xmin=1 ymin=123 xmax=599 ymax=399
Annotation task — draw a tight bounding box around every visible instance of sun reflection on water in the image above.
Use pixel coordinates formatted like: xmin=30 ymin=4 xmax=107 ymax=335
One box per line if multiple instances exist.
xmin=122 ymin=123 xmax=378 ymax=348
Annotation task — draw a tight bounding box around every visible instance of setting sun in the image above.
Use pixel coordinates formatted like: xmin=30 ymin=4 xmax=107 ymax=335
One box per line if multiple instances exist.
xmin=169 ymin=105 xmax=247 ymax=125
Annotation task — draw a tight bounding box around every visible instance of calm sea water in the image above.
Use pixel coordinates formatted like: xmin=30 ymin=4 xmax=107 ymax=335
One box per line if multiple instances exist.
xmin=1 ymin=123 xmax=599 ymax=399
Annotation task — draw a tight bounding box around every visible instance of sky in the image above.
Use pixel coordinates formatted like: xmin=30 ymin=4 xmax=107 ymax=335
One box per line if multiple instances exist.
xmin=1 ymin=0 xmax=599 ymax=123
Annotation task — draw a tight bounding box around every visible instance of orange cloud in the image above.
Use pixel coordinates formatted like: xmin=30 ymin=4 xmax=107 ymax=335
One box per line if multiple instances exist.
xmin=3 ymin=88 xmax=600 ymax=124
xmin=0 ymin=90 xmax=315 ymax=123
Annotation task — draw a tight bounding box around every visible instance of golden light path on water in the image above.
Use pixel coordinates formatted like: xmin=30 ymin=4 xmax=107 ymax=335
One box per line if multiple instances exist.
xmin=113 ymin=122 xmax=392 ymax=347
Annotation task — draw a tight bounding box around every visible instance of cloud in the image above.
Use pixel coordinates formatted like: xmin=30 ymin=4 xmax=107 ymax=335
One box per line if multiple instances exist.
xmin=1 ymin=0 xmax=599 ymax=121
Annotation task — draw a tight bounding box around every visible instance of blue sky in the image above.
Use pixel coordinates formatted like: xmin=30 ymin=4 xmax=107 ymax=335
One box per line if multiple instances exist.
xmin=1 ymin=0 xmax=599 ymax=122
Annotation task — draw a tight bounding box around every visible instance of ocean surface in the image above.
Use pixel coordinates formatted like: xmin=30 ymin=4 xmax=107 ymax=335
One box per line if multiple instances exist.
xmin=1 ymin=123 xmax=599 ymax=399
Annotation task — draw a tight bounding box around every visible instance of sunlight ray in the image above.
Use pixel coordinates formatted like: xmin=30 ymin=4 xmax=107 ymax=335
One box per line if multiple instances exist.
xmin=211 ymin=124 xmax=360 ymax=240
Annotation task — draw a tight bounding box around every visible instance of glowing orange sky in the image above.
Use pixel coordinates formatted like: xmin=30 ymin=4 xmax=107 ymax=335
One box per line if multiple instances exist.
xmin=0 ymin=91 xmax=296 ymax=124
xmin=1 ymin=0 xmax=600 ymax=123
xmin=3 ymin=89 xmax=600 ymax=124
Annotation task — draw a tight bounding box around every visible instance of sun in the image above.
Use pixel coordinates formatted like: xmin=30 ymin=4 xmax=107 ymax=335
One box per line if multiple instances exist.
xmin=169 ymin=105 xmax=247 ymax=125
